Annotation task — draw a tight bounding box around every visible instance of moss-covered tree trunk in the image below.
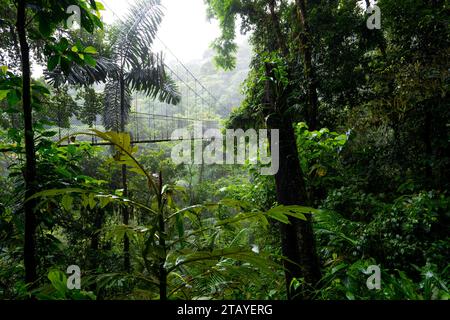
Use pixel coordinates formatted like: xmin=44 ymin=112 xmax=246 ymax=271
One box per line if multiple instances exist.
xmin=265 ymin=70 xmax=321 ymax=299
xmin=274 ymin=120 xmax=321 ymax=299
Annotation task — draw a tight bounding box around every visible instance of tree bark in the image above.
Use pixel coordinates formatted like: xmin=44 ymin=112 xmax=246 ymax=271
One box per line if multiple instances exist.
xmin=17 ymin=0 xmax=38 ymax=289
xmin=158 ymin=210 xmax=167 ymax=300
xmin=265 ymin=62 xmax=321 ymax=299
xmin=120 ymin=74 xmax=131 ymax=272
xmin=268 ymin=117 xmax=321 ymax=299
xmin=90 ymin=207 xmax=104 ymax=269
xmin=268 ymin=0 xmax=288 ymax=56
xmin=264 ymin=2 xmax=321 ymax=299
xmin=423 ymin=108 xmax=433 ymax=186
xmin=158 ymin=173 xmax=167 ymax=300
xmin=295 ymin=0 xmax=319 ymax=130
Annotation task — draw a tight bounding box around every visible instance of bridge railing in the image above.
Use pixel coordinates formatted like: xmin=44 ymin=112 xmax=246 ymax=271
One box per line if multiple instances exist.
xmin=52 ymin=111 xmax=220 ymax=146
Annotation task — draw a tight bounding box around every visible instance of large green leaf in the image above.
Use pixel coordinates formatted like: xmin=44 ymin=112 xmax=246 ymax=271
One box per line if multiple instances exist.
xmin=266 ymin=205 xmax=320 ymax=223
xmin=83 ymin=55 xmax=97 ymax=67
xmin=169 ymin=247 xmax=280 ymax=274
xmin=0 ymin=89 xmax=9 ymax=101
xmin=27 ymin=188 xmax=88 ymax=201
xmin=47 ymin=55 xmax=60 ymax=71
xmin=83 ymin=46 xmax=98 ymax=54
xmin=48 ymin=270 xmax=68 ymax=295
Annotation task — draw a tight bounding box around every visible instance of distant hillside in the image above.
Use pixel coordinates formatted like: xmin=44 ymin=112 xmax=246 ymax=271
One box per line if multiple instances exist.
xmin=174 ymin=42 xmax=251 ymax=117
xmin=134 ymin=41 xmax=251 ymax=120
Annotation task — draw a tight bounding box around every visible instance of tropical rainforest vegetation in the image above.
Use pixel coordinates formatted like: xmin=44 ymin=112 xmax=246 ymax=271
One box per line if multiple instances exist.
xmin=0 ymin=0 xmax=448 ymax=300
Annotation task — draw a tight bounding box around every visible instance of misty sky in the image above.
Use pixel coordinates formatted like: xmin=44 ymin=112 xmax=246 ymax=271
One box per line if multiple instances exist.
xmin=100 ymin=0 xmax=246 ymax=63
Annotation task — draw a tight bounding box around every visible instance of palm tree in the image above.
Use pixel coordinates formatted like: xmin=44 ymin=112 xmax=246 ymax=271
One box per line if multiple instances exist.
xmin=47 ymin=0 xmax=180 ymax=129
xmin=103 ymin=0 xmax=180 ymax=132
xmin=47 ymin=0 xmax=181 ymax=271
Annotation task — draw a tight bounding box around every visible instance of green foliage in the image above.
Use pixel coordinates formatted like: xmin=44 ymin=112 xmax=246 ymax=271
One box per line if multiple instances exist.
xmin=319 ymin=190 xmax=449 ymax=271
xmin=314 ymin=259 xmax=449 ymax=300
xmin=0 ymin=0 xmax=448 ymax=302
xmin=33 ymin=269 xmax=96 ymax=300
xmin=42 ymin=85 xmax=79 ymax=129
xmin=46 ymin=39 xmax=100 ymax=74
xmin=29 ymin=130 xmax=303 ymax=299
xmin=205 ymin=0 xmax=239 ymax=70
xmin=76 ymin=87 xmax=104 ymax=127
xmin=295 ymin=122 xmax=348 ymax=199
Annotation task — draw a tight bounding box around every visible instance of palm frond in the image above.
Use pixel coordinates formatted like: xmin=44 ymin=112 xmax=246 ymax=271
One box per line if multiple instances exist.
xmin=103 ymin=79 xmax=131 ymax=131
xmin=113 ymin=0 xmax=163 ymax=70
xmin=45 ymin=56 xmax=119 ymax=87
xmin=125 ymin=52 xmax=181 ymax=105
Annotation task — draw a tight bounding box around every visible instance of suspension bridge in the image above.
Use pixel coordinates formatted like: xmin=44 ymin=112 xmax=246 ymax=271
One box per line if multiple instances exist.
xmin=55 ymin=2 xmax=224 ymax=146
xmin=56 ymin=47 xmax=223 ymax=146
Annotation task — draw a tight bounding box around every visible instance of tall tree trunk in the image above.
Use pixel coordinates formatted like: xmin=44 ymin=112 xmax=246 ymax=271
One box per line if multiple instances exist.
xmin=295 ymin=0 xmax=319 ymax=130
xmin=17 ymin=0 xmax=38 ymax=289
xmin=158 ymin=212 xmax=167 ymax=300
xmin=157 ymin=173 xmax=167 ymax=300
xmin=268 ymin=0 xmax=288 ymax=56
xmin=274 ymin=119 xmax=321 ymax=299
xmin=265 ymin=2 xmax=321 ymax=298
xmin=198 ymin=161 xmax=204 ymax=184
xmin=424 ymin=108 xmax=433 ymax=187
xmin=120 ymin=74 xmax=131 ymax=272
xmin=265 ymin=63 xmax=321 ymax=300
xmin=90 ymin=207 xmax=104 ymax=269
